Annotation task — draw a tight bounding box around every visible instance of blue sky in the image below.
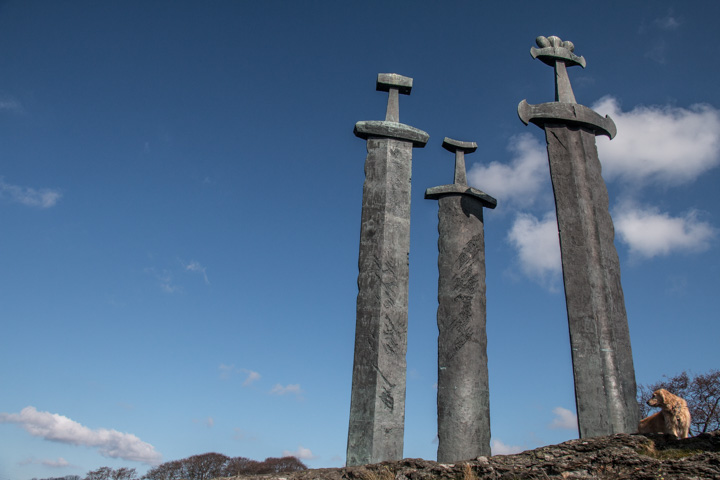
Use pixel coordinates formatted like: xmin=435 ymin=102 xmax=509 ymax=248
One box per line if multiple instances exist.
xmin=1 ymin=1 xmax=719 ymax=479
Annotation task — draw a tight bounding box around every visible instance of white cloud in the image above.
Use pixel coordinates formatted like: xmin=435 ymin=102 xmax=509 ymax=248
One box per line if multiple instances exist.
xmin=0 ymin=178 xmax=62 ymax=208
xmin=549 ymin=407 xmax=578 ymax=430
xmin=0 ymin=406 xmax=162 ymax=465
xmin=270 ymin=384 xmax=302 ymax=396
xmin=0 ymin=97 xmax=23 ymax=113
xmin=242 ymin=369 xmax=261 ymax=387
xmin=282 ymin=445 xmax=315 ymax=460
xmin=185 ymin=261 xmax=209 ymax=284
xmin=20 ymin=457 xmax=73 ymax=468
xmin=496 ymin=98 xmax=720 ymax=282
xmin=144 ymin=268 xmax=179 ymax=294
xmin=233 ymin=427 xmax=258 ymax=442
xmin=219 ymin=365 xmax=261 ymax=386
xmin=594 ymin=97 xmax=720 ymax=185
xmin=43 ymin=457 xmax=71 ymax=468
xmin=507 ymin=211 xmax=561 ymax=285
xmin=219 ymin=363 xmax=235 ymax=379
xmin=654 ymin=13 xmax=680 ymax=30
xmin=614 ymin=204 xmax=716 ymax=258
xmin=206 ymin=417 xmax=214 ymax=428
xmin=467 ymin=133 xmax=550 ymax=209
xmin=491 ymin=439 xmax=524 ymax=455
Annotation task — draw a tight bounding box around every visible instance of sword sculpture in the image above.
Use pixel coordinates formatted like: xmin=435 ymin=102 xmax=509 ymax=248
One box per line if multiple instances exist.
xmin=518 ymin=36 xmax=639 ymax=437
xmin=347 ymin=73 xmax=429 ymax=465
xmin=426 ymin=138 xmax=496 ymax=462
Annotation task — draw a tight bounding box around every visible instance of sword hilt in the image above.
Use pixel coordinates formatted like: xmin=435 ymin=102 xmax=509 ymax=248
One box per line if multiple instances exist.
xmin=442 ymin=137 xmax=477 ymax=186
xmin=376 ymin=73 xmax=413 ymax=123
xmin=531 ymin=35 xmax=585 ymax=103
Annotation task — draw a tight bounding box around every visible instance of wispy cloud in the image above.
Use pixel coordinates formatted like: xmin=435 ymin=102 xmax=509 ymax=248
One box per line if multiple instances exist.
xmin=270 ymin=384 xmax=302 ymax=396
xmin=0 ymin=97 xmax=24 ymax=113
xmin=638 ymin=11 xmax=681 ymax=63
xmin=282 ymin=445 xmax=315 ymax=460
xmin=644 ymin=41 xmax=668 ymax=64
xmin=242 ymin=369 xmax=261 ymax=387
xmin=507 ymin=211 xmax=561 ymax=288
xmin=145 ymin=259 xmax=211 ymax=293
xmin=549 ymin=407 xmax=578 ymax=430
xmin=144 ymin=268 xmax=180 ymax=294
xmin=232 ymin=427 xmax=258 ymax=442
xmin=614 ymin=203 xmax=716 ymax=258
xmin=193 ymin=416 xmax=215 ymax=428
xmin=467 ymin=133 xmax=551 ymax=209
xmin=594 ymin=97 xmax=720 ymax=185
xmin=44 ymin=458 xmax=71 ymax=468
xmin=219 ymin=364 xmax=261 ymax=386
xmin=654 ymin=12 xmax=681 ymax=31
xmin=184 ymin=261 xmax=209 ymax=284
xmin=219 ymin=363 xmax=235 ymax=380
xmin=0 ymin=406 xmax=162 ymax=465
xmin=491 ymin=439 xmax=524 ymax=455
xmin=0 ymin=178 xmax=62 ymax=208
xmin=20 ymin=457 xmax=73 ymax=468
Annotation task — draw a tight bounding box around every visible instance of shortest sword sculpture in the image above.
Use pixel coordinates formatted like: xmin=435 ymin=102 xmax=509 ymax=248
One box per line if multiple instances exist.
xmin=426 ymin=138 xmax=496 ymax=462
xmin=518 ymin=36 xmax=639 ymax=438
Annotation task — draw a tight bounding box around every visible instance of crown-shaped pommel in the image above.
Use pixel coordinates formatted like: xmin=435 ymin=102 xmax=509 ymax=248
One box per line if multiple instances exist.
xmin=531 ymin=35 xmax=586 ymax=68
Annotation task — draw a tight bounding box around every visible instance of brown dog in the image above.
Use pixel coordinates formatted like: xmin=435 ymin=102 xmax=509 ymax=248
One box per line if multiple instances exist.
xmin=638 ymin=388 xmax=691 ymax=439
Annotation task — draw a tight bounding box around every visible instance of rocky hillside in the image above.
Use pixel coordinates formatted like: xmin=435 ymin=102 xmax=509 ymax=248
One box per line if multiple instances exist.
xmin=226 ymin=431 xmax=720 ymax=480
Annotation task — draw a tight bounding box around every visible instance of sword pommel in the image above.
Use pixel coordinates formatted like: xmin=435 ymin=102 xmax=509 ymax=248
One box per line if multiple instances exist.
xmin=376 ymin=73 xmax=413 ymax=95
xmin=442 ymin=137 xmax=477 ymax=154
xmin=531 ymin=35 xmax=586 ymax=68
xmin=376 ymin=73 xmax=413 ymax=123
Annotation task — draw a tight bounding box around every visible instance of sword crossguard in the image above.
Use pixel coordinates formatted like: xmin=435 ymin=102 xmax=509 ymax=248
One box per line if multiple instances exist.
xmin=425 ymin=138 xmax=497 ymax=209
xmin=376 ymin=73 xmax=413 ymax=123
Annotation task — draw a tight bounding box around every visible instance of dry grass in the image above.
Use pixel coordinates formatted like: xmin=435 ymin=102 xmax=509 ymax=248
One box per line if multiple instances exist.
xmin=637 ymin=443 xmax=703 ymax=460
xmin=461 ymin=463 xmax=477 ymax=480
xmin=360 ymin=466 xmax=394 ymax=480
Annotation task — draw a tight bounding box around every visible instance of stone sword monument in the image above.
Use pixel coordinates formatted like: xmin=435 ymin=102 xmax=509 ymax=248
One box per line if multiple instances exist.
xmin=347 ymin=73 xmax=429 ymax=466
xmin=425 ymin=138 xmax=496 ymax=462
xmin=518 ymin=36 xmax=639 ymax=437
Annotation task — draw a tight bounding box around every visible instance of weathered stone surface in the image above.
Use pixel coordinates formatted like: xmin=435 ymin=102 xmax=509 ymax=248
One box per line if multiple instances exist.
xmin=425 ymin=139 xmax=497 ymax=463
xmin=225 ymin=431 xmax=720 ymax=480
xmin=348 ymin=137 xmax=413 ymax=466
xmin=376 ymin=73 xmax=413 ymax=94
xmin=544 ymin=124 xmax=639 ymax=437
xmin=347 ymin=74 xmax=428 ymax=466
xmin=517 ymin=100 xmax=616 ymax=138
xmin=519 ymin=36 xmax=639 ymax=438
xmin=424 ymin=185 xmax=496 ymax=207
xmin=354 ymin=121 xmax=429 ymax=147
xmin=434 ymin=194 xmax=491 ymax=463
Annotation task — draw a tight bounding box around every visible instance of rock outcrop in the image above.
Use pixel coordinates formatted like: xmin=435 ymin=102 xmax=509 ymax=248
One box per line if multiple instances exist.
xmin=227 ymin=432 xmax=720 ymax=480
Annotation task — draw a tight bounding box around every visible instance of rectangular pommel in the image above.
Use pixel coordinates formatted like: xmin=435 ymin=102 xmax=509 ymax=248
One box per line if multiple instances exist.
xmin=377 ymin=73 xmax=413 ymax=95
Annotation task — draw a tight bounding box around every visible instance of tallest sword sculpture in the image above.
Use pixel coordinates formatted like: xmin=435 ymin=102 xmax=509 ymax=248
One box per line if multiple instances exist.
xmin=347 ymin=74 xmax=428 ymax=466
xmin=518 ymin=36 xmax=639 ymax=437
